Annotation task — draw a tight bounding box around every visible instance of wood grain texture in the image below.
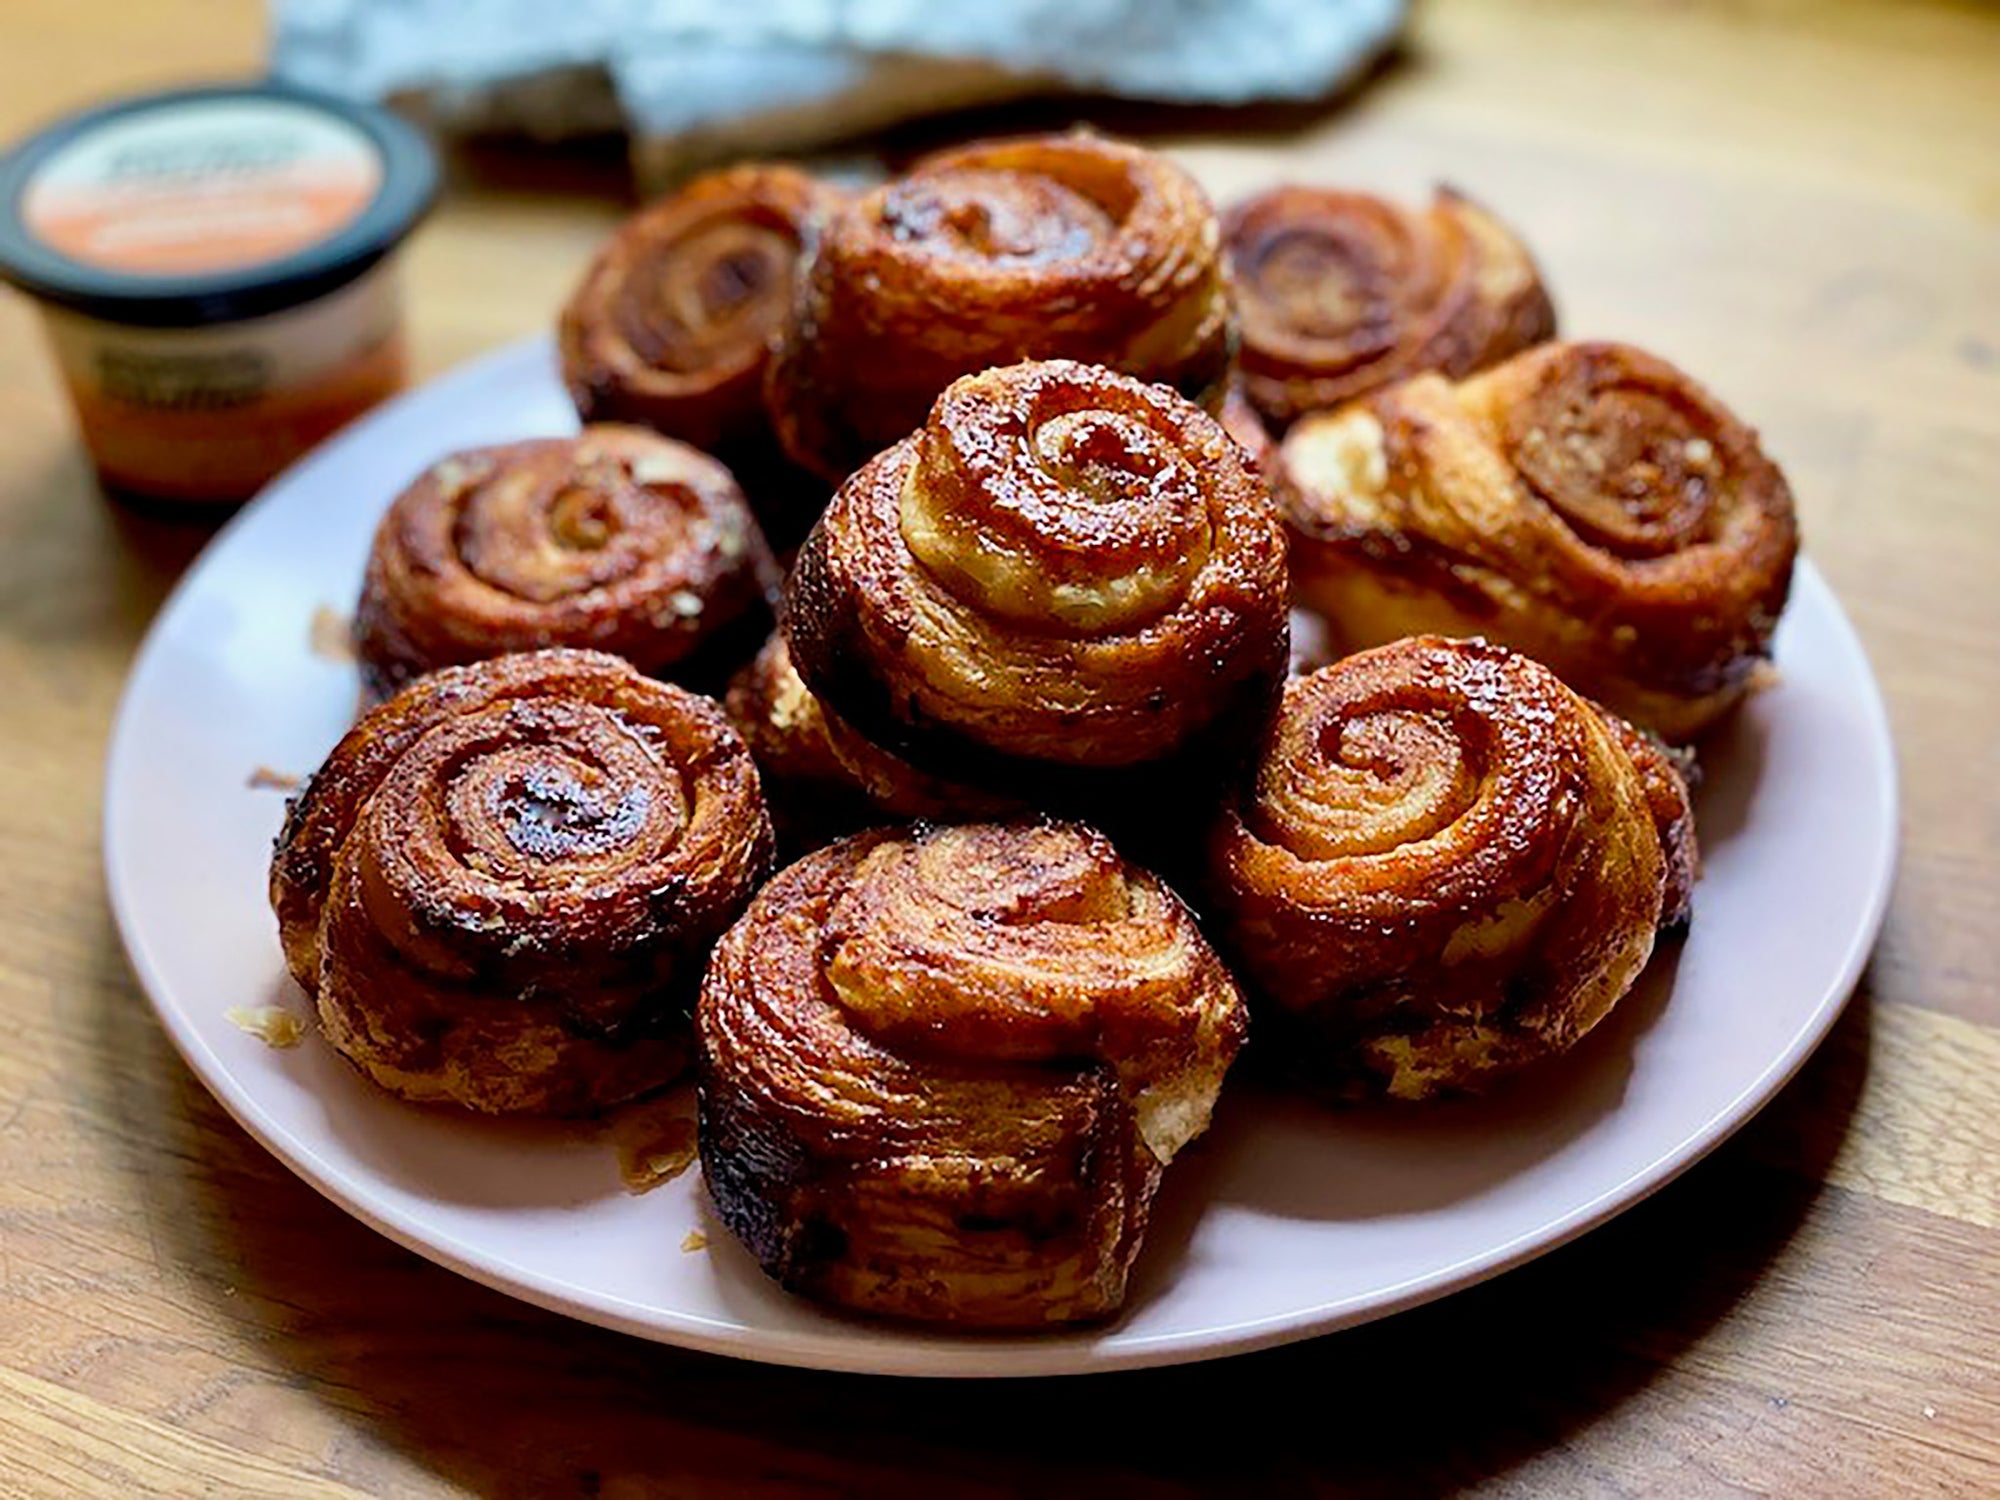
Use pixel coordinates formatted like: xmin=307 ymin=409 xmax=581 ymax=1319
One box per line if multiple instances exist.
xmin=1 ymin=0 xmax=1997 ymax=1494
xmin=0 ymin=1367 xmax=373 ymax=1499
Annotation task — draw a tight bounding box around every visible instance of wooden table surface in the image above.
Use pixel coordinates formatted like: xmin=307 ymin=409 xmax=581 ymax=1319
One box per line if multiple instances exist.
xmin=3 ymin=1 xmax=1997 ymax=1494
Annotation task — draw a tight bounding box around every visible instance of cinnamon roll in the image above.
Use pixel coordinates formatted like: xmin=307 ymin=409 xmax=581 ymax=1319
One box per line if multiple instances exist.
xmin=698 ymin=820 xmax=1247 ymax=1326
xmin=766 ymin=131 xmax=1235 ymax=481
xmin=270 ymin=649 xmax=774 ymax=1115
xmin=723 ymin=633 xmax=1018 ymax=849
xmin=784 ymin=360 xmax=1290 ymax=808
xmin=559 ymin=164 xmax=843 ymax=541
xmin=1279 ymin=341 xmax=1799 ymax=740
xmin=1225 ymin=185 xmax=1555 ymax=427
xmin=353 ymin=427 xmax=778 ymax=701
xmin=1208 ymin=635 xmax=1696 ymax=1102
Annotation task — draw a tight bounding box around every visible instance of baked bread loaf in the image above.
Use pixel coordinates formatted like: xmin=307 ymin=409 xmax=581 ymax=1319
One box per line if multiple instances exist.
xmin=559 ymin=164 xmax=845 ymax=542
xmin=784 ymin=359 xmax=1289 ymax=809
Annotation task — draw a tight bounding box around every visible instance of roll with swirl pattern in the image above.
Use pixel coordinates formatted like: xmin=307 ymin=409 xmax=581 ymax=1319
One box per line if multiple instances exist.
xmin=784 ymin=359 xmax=1290 ymax=807
xmin=270 ymin=649 xmax=774 ymax=1115
xmin=1207 ymin=635 xmax=1695 ymax=1102
xmin=1224 ymin=185 xmax=1555 ymax=427
xmin=766 ymin=132 xmax=1235 ymax=481
xmin=559 ymin=164 xmax=844 ymax=539
xmin=354 ymin=427 xmax=778 ymax=701
xmin=1277 ymin=341 xmax=1799 ymax=740
xmin=698 ymin=820 xmax=1247 ymax=1326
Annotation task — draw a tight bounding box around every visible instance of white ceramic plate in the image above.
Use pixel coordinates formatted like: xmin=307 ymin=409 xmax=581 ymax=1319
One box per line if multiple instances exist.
xmin=104 ymin=336 xmax=1898 ymax=1378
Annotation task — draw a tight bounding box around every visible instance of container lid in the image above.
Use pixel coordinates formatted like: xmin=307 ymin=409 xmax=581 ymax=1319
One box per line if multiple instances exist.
xmin=0 ymin=82 xmax=437 ymax=328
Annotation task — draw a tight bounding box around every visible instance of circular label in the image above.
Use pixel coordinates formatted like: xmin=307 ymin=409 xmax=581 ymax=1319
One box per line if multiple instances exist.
xmin=21 ymin=96 xmax=384 ymax=278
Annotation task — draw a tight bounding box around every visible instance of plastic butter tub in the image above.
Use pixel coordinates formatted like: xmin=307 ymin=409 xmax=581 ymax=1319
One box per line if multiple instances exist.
xmin=0 ymin=83 xmax=437 ymax=505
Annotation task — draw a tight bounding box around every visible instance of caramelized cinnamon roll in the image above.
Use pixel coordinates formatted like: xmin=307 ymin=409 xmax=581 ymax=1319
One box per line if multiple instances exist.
xmin=784 ymin=360 xmax=1289 ymax=807
xmin=1225 ymin=185 xmax=1555 ymax=427
xmin=354 ymin=427 xmax=778 ymax=701
xmin=1279 ymin=341 xmax=1799 ymax=740
xmin=1208 ymin=635 xmax=1695 ymax=1102
xmin=723 ymin=633 xmax=1018 ymax=849
xmin=559 ymin=164 xmax=843 ymax=539
xmin=698 ymin=820 xmax=1247 ymax=1326
xmin=766 ymin=131 xmax=1235 ymax=481
xmin=270 ymin=650 xmax=774 ymax=1115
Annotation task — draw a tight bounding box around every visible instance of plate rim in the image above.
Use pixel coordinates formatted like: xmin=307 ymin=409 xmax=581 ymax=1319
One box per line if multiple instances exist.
xmin=102 ymin=334 xmax=1900 ymax=1378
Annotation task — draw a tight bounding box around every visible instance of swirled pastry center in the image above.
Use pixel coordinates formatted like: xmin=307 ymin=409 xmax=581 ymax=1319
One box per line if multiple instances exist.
xmin=1244 ymin=223 xmax=1401 ymax=356
xmin=447 ymin=452 xmax=697 ymax=604
xmin=613 ymin=217 xmax=795 ymax=372
xmin=1257 ymin=709 xmax=1485 ymax=862
xmin=821 ymin=825 xmax=1193 ymax=1067
xmin=899 ymin=379 xmax=1213 ymax=632
xmin=401 ymin=702 xmax=689 ymax=896
xmin=485 ymin=764 xmax=652 ymax=862
xmin=878 ymin=169 xmax=1115 ymax=265
xmin=1245 ymin=644 xmax=1593 ymax=893
xmin=1506 ymin=381 xmax=1726 ymax=559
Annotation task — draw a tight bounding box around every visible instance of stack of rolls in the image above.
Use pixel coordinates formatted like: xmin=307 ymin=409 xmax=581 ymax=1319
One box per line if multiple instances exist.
xmin=272 ymin=128 xmax=1801 ymax=1332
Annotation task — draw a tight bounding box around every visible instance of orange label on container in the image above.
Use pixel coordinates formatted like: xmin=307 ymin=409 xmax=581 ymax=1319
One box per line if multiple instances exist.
xmin=22 ymin=97 xmax=382 ymax=277
xmin=64 ymin=331 xmax=407 ymax=501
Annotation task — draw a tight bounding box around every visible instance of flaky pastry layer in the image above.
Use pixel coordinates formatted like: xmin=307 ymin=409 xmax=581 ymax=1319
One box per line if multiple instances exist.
xmin=698 ymin=820 xmax=1246 ymax=1325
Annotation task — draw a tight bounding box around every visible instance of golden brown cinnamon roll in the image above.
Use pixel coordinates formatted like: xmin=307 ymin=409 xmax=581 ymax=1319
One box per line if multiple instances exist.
xmin=723 ymin=633 xmax=1018 ymax=849
xmin=270 ymin=649 xmax=774 ymax=1115
xmin=1207 ymin=635 xmax=1695 ymax=1102
xmin=766 ymin=131 xmax=1235 ymax=481
xmin=561 ymin=164 xmax=841 ymax=448
xmin=353 ymin=427 xmax=778 ymax=702
xmin=1225 ymin=185 xmax=1555 ymax=428
xmin=698 ymin=820 xmax=1246 ymax=1326
xmin=784 ymin=360 xmax=1289 ymax=807
xmin=1279 ymin=341 xmax=1799 ymax=740
xmin=559 ymin=164 xmax=844 ymax=540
